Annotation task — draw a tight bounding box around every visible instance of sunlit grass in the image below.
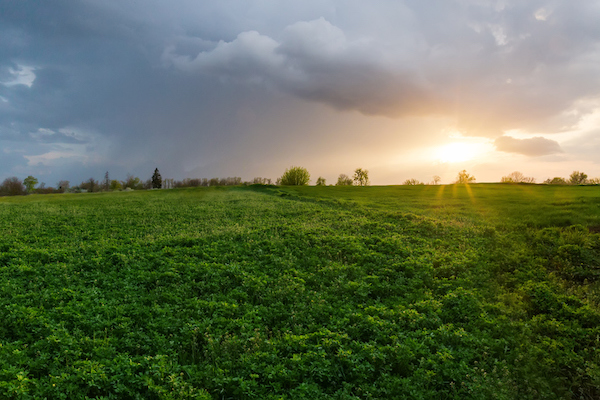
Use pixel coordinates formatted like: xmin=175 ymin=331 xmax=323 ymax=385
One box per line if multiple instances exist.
xmin=1 ymin=184 xmax=599 ymax=398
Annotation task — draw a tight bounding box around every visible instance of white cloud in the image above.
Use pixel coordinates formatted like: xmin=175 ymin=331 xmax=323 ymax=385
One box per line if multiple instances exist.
xmin=1 ymin=65 xmax=36 ymax=87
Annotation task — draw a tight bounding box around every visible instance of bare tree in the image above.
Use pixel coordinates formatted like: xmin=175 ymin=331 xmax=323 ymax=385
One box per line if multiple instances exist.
xmin=501 ymin=171 xmax=535 ymax=183
xmin=403 ymin=178 xmax=424 ymax=185
xmin=0 ymin=177 xmax=26 ymax=196
xmin=57 ymin=180 xmax=70 ymax=193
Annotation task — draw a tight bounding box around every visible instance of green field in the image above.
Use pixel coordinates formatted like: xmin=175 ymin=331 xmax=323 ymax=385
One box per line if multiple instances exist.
xmin=1 ymin=184 xmax=600 ymax=399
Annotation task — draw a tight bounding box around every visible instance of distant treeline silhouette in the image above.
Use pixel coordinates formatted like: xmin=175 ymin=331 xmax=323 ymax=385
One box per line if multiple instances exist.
xmin=1 ymin=168 xmax=599 ymax=197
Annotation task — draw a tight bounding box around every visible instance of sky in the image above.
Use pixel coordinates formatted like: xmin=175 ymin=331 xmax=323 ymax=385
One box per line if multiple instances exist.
xmin=1 ymin=0 xmax=600 ymax=186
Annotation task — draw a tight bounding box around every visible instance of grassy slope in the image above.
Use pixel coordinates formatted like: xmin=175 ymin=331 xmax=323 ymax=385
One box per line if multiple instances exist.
xmin=0 ymin=185 xmax=599 ymax=399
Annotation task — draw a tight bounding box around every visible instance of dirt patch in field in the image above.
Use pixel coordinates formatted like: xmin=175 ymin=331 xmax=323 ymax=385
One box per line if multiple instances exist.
xmin=589 ymin=225 xmax=600 ymax=233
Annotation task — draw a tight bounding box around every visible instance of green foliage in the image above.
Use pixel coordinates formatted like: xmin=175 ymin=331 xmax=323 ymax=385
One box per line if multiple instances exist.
xmin=335 ymin=174 xmax=353 ymax=186
xmin=455 ymin=169 xmax=476 ymax=184
xmin=316 ymin=177 xmax=326 ymax=186
xmin=122 ymin=174 xmax=142 ymax=190
xmin=353 ymin=168 xmax=370 ymax=186
xmin=0 ymin=184 xmax=600 ymax=398
xmin=109 ymin=179 xmax=122 ymax=191
xmin=280 ymin=166 xmax=310 ymax=185
xmin=23 ymin=175 xmax=38 ymax=192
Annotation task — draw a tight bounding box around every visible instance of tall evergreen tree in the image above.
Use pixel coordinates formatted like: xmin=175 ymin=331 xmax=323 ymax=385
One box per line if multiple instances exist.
xmin=152 ymin=168 xmax=162 ymax=189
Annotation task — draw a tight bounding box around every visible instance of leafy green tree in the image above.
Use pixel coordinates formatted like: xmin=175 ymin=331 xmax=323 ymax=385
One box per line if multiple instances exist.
xmin=353 ymin=168 xmax=370 ymax=186
xmin=336 ymin=174 xmax=353 ymax=186
xmin=152 ymin=168 xmax=162 ymax=189
xmin=455 ymin=170 xmax=475 ymax=184
xmin=122 ymin=174 xmax=142 ymax=190
xmin=316 ymin=177 xmax=326 ymax=186
xmin=569 ymin=171 xmax=588 ymax=185
xmin=110 ymin=180 xmax=122 ymax=190
xmin=280 ymin=166 xmax=310 ymax=185
xmin=23 ymin=175 xmax=38 ymax=192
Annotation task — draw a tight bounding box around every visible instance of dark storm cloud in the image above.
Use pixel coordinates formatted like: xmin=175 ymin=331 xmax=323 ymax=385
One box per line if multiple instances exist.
xmin=494 ymin=135 xmax=563 ymax=157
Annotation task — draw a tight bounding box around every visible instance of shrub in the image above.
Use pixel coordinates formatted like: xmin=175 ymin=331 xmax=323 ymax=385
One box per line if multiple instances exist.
xmin=280 ymin=166 xmax=310 ymax=186
xmin=316 ymin=177 xmax=326 ymax=186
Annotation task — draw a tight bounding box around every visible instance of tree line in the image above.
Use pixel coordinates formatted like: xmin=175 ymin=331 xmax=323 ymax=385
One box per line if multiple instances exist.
xmin=1 ymin=167 xmax=599 ymax=197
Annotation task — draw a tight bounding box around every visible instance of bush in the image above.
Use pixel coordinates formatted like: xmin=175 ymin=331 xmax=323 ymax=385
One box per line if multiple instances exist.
xmin=316 ymin=177 xmax=326 ymax=186
xmin=280 ymin=167 xmax=310 ymax=186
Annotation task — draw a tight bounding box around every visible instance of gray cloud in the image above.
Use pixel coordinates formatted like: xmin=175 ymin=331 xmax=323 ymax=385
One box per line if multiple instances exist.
xmin=164 ymin=2 xmax=600 ymax=135
xmin=494 ymin=135 xmax=563 ymax=156
xmin=0 ymin=0 xmax=599 ymax=184
xmin=164 ymin=18 xmax=439 ymax=116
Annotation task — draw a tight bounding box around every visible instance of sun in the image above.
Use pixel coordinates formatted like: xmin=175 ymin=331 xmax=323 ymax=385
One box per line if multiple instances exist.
xmin=436 ymin=142 xmax=479 ymax=163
